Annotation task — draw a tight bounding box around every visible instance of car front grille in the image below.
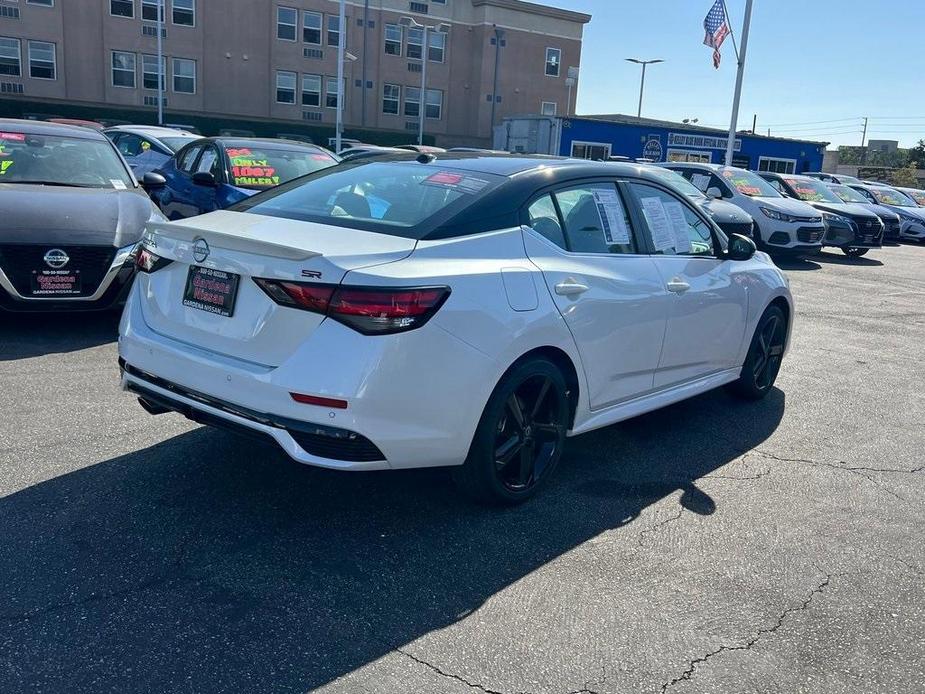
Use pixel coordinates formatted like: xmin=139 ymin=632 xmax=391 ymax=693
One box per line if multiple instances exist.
xmin=884 ymin=221 xmax=901 ymax=239
xmin=0 ymin=244 xmax=116 ymax=297
xmin=797 ymin=227 xmax=824 ymax=243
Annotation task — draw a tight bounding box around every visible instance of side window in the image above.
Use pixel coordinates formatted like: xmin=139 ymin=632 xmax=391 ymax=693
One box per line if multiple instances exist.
xmin=553 ymin=184 xmax=636 ymax=255
xmin=178 ymin=144 xmax=203 ymax=173
xmin=858 ymin=188 xmax=876 ymax=203
xmin=527 ymin=194 xmax=566 ymax=249
xmin=767 ymin=179 xmax=785 ymax=193
xmin=195 ymin=146 xmax=220 ymax=177
xmin=115 ymin=133 xmax=144 ymax=157
xmin=628 ymin=183 xmax=716 ymax=257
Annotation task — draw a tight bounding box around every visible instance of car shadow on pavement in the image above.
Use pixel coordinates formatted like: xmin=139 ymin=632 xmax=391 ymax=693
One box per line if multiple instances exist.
xmin=0 ymin=387 xmax=784 ymax=692
xmin=0 ymin=311 xmax=119 ymax=361
xmin=772 ymin=256 xmax=821 ymax=272
xmin=812 ymin=251 xmax=884 ymax=267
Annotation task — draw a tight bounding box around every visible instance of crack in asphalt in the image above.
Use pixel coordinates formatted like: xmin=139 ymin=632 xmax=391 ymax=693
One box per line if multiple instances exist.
xmin=658 ymin=572 xmax=833 ymax=693
xmin=397 ymin=648 xmax=509 ymax=694
xmin=636 ymin=508 xmax=683 ymax=548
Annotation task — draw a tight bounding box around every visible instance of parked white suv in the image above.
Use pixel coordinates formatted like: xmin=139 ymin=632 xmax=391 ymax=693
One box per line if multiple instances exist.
xmin=665 ymin=163 xmax=824 ymax=255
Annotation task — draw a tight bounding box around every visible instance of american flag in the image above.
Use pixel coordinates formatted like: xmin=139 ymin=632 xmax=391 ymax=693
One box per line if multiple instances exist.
xmin=703 ymin=0 xmax=731 ymax=69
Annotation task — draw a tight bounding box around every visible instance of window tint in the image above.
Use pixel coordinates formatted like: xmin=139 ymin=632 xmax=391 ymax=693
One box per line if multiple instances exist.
xmin=178 ymin=144 xmax=203 ymax=172
xmin=553 ymin=184 xmax=636 ymax=254
xmin=527 ymin=194 xmax=566 ymax=250
xmin=628 ymin=183 xmax=716 ymax=257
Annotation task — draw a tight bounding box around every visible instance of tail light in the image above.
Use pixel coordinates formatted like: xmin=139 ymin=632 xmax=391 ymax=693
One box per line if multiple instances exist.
xmin=253 ymin=279 xmax=450 ymax=335
xmin=135 ymin=247 xmax=173 ymax=273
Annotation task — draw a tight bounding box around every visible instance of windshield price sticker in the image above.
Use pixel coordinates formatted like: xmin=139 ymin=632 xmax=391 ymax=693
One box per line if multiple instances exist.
xmin=423 ymin=171 xmax=489 ymax=194
xmin=662 ymin=201 xmax=693 ymax=253
xmin=591 ymin=189 xmax=631 ymax=244
xmin=0 ymin=132 xmax=25 ymax=142
xmin=229 ymin=148 xmax=280 ymax=187
xmin=640 ymin=197 xmax=676 ymax=252
xmin=110 ymin=179 xmax=127 ymax=190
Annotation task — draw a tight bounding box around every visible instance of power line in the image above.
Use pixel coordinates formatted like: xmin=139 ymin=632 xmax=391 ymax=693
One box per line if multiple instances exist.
xmin=762 ymin=117 xmax=862 ymax=127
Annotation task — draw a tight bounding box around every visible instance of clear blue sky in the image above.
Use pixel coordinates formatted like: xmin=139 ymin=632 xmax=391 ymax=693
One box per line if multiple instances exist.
xmin=546 ymin=0 xmax=925 ymax=149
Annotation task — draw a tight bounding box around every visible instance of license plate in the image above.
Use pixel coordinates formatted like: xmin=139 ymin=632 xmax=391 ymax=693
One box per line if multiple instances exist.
xmin=182 ymin=266 xmax=239 ymax=317
xmin=31 ymin=269 xmax=82 ymax=296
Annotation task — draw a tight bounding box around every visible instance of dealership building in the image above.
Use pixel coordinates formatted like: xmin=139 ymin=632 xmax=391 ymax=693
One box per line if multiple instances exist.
xmin=0 ymin=0 xmax=589 ymax=147
xmin=497 ymin=114 xmax=828 ymax=173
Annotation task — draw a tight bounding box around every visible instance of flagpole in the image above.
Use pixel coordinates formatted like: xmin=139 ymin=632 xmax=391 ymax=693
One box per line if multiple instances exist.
xmin=724 ymin=0 xmax=753 ymax=166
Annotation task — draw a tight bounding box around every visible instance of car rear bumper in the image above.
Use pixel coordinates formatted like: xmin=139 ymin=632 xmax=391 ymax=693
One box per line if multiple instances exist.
xmin=117 ymin=282 xmax=496 ymax=471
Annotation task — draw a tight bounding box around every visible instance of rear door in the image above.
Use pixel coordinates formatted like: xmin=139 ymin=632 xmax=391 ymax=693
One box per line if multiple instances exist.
xmin=624 ymin=180 xmax=748 ymax=389
xmin=161 ymin=143 xmax=204 ymax=220
xmin=189 ymin=144 xmax=222 ymax=215
xmin=522 ymin=180 xmax=670 ymax=410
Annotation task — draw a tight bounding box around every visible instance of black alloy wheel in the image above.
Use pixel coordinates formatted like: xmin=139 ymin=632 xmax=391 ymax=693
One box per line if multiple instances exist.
xmin=455 ymin=358 xmax=569 ymax=504
xmin=728 ymin=305 xmax=787 ymax=400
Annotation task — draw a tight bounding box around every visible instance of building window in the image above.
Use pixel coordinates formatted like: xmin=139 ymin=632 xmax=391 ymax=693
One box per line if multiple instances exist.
xmin=172 ymin=57 xmax=195 ymax=93
xmin=277 ymin=7 xmax=297 ymax=41
xmin=325 ymin=76 xmax=343 ymax=109
xmin=172 ymin=0 xmax=194 ymax=26
xmin=0 ymin=37 xmax=21 ymax=77
xmin=141 ymin=0 xmax=161 ymax=22
xmin=425 ymin=88 xmax=442 ymax=119
xmin=142 ymin=53 xmax=165 ymax=90
xmin=404 ymin=86 xmax=420 ymax=118
xmin=545 ymin=47 xmax=560 ymax=77
xmin=406 ymin=27 xmax=423 ymax=59
xmin=110 ymin=0 xmax=134 ymax=17
xmin=27 ymin=0 xmax=55 ymax=6
xmin=301 ymin=73 xmax=321 ymax=106
xmin=326 ymin=14 xmax=343 ymax=47
xmin=541 ymin=101 xmax=557 ymax=116
xmin=427 ymin=31 xmax=445 ymax=62
xmin=27 ymin=40 xmax=55 ymax=80
xmin=303 ymin=11 xmax=321 ymax=45
xmin=757 ymin=156 xmax=796 ymax=174
xmin=382 ymin=83 xmax=400 ymax=114
xmin=384 ymin=24 xmax=402 ymax=55
xmin=667 ymin=149 xmax=711 ymax=164
xmin=111 ymin=50 xmax=135 ymax=88
xmin=276 ymin=70 xmax=296 ymax=103
xmin=571 ymin=141 xmax=611 ymax=160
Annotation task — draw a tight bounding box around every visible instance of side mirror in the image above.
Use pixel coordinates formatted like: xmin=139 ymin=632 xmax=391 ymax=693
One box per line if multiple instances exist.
xmin=141 ymin=171 xmax=166 ymax=190
xmin=706 ymin=186 xmax=722 ymax=200
xmin=725 ymin=233 xmax=757 ymax=261
xmin=192 ymin=171 xmax=216 ymax=187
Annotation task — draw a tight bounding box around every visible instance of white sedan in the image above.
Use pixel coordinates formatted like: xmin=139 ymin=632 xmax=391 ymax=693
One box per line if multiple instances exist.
xmin=119 ymin=155 xmax=793 ymax=503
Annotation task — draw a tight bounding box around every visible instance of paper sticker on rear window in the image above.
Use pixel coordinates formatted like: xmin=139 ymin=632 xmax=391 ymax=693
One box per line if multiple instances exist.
xmin=0 ymin=132 xmax=25 ymax=142
xmin=423 ymin=171 xmax=489 ymax=194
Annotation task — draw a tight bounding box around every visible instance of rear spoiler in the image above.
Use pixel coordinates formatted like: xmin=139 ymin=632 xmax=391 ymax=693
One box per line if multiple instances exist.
xmin=146 ymin=220 xmax=321 ymax=261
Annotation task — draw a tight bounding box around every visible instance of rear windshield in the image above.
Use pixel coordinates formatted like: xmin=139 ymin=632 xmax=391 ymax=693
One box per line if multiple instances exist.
xmin=829 ymin=184 xmax=868 ymax=203
xmin=161 ymin=135 xmax=198 ymax=152
xmin=227 ymin=146 xmax=337 ymax=189
xmin=782 ymin=177 xmax=842 ymax=203
xmin=233 ymin=161 xmax=505 ymax=238
xmin=0 ymin=130 xmax=134 ymax=189
xmin=902 ymin=188 xmax=925 ymax=206
xmin=869 ymin=187 xmax=916 ymax=207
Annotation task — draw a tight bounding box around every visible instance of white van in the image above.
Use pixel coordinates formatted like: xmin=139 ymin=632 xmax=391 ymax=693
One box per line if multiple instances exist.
xmin=665 ymin=163 xmax=825 ymax=255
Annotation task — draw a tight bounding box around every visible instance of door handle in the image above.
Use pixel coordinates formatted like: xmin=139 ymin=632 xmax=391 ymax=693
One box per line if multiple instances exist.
xmin=666 ymin=278 xmax=691 ymax=294
xmin=555 ymin=280 xmax=590 ymax=297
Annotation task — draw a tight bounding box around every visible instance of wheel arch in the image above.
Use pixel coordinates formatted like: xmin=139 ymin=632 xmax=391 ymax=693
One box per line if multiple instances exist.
xmin=503 ymin=346 xmax=581 ymax=429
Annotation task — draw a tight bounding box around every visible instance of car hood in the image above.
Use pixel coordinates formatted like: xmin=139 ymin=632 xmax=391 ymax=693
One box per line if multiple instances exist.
xmin=752 ymin=196 xmax=821 ymax=218
xmin=700 ymin=198 xmax=753 ymax=223
xmin=807 ymin=201 xmax=879 ymax=219
xmin=865 ymin=204 xmax=900 ymax=221
xmin=0 ymin=184 xmax=158 ymax=246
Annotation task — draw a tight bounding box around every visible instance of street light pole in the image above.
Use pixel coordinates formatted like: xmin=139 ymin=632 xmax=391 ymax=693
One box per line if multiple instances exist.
xmin=335 ymin=0 xmax=346 ymax=153
xmin=156 ymin=0 xmax=164 ymax=125
xmin=419 ymin=24 xmax=427 ymax=146
xmin=625 ymin=58 xmax=663 ymax=119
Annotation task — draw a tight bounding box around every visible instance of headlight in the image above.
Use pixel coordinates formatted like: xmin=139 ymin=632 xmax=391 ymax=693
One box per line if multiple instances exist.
xmin=898 ymin=210 xmax=923 ymax=223
xmin=822 ymin=211 xmax=853 ymax=228
xmin=760 ymin=206 xmax=796 ymax=223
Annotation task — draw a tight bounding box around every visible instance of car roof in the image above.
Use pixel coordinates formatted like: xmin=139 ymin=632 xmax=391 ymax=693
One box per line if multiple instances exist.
xmin=0 ymin=117 xmax=110 ymax=141
xmin=105 ymin=125 xmax=197 ymax=137
xmin=206 ymin=137 xmax=331 ymax=152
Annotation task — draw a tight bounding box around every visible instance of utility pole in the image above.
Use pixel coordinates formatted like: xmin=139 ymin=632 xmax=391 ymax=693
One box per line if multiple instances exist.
xmin=335 ymin=0 xmax=345 ymax=152
xmin=361 ymin=0 xmax=369 ymax=127
xmin=489 ymin=27 xmax=504 ymax=132
xmin=724 ymin=0 xmax=753 ymax=166
xmin=156 ymin=0 xmax=164 ymax=125
xmin=751 ymin=113 xmax=757 ymax=134
xmin=860 ymin=116 xmax=869 ymax=165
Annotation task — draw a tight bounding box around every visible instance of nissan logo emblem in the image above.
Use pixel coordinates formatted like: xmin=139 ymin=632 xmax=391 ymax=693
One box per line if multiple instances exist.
xmin=43 ymin=248 xmax=69 ymax=269
xmin=192 ymin=238 xmax=210 ymax=263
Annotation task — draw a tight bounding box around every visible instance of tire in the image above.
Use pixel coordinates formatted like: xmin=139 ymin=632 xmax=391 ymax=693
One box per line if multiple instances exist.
xmin=453 ymin=358 xmax=569 ymax=504
xmin=727 ymin=306 xmax=787 ymax=401
xmin=842 ymin=247 xmax=869 ymax=257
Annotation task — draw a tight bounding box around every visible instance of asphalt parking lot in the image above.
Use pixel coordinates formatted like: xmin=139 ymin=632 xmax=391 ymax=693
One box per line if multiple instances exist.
xmin=1 ymin=244 xmax=923 ymax=694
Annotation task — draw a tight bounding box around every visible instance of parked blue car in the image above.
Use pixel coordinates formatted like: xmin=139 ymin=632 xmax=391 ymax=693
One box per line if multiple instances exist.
xmin=142 ymin=137 xmax=339 ymax=219
xmin=104 ymin=125 xmax=200 ymax=177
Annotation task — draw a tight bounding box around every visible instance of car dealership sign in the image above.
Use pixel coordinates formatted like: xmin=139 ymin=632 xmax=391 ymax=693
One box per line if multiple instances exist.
xmin=668 ymin=132 xmax=742 ymax=152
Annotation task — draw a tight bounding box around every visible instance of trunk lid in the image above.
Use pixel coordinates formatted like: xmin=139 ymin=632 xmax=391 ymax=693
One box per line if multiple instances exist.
xmin=139 ymin=210 xmax=416 ymax=366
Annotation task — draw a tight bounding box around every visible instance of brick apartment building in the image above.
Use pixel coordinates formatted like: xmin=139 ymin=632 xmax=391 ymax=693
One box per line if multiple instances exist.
xmin=0 ymin=0 xmax=589 ymax=146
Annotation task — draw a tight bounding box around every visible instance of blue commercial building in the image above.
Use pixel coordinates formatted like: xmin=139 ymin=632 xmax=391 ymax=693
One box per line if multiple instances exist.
xmin=496 ymin=114 xmax=827 ymax=174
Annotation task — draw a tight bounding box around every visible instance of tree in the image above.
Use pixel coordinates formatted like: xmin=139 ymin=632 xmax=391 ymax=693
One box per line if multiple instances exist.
xmin=908 ymin=139 xmax=925 ymax=169
xmin=891 ymin=162 xmax=920 ymax=188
